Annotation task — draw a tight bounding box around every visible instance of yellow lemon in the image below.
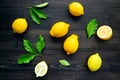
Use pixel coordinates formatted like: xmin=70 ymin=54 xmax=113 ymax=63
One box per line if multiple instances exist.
xmin=49 ymin=22 xmax=70 ymax=38
xmin=97 ymin=25 xmax=113 ymax=40
xmin=63 ymin=34 xmax=79 ymax=55
xmin=69 ymin=2 xmax=84 ymax=16
xmin=87 ymin=53 xmax=102 ymax=72
xmin=34 ymin=61 xmax=48 ymax=77
xmin=12 ymin=18 xmax=28 ymax=34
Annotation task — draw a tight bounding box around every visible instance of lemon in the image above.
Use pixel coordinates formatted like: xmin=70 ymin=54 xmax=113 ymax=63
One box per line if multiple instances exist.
xmin=63 ymin=34 xmax=79 ymax=55
xmin=87 ymin=53 xmax=102 ymax=72
xmin=12 ymin=18 xmax=28 ymax=34
xmin=49 ymin=22 xmax=70 ymax=38
xmin=97 ymin=25 xmax=112 ymax=40
xmin=69 ymin=2 xmax=84 ymax=16
xmin=34 ymin=61 xmax=48 ymax=77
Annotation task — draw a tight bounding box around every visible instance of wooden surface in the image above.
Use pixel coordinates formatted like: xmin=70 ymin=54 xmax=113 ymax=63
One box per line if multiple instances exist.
xmin=0 ymin=0 xmax=120 ymax=80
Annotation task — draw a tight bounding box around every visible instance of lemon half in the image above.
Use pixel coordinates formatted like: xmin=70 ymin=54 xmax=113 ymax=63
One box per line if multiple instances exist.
xmin=97 ymin=25 xmax=112 ymax=40
xmin=34 ymin=61 xmax=48 ymax=77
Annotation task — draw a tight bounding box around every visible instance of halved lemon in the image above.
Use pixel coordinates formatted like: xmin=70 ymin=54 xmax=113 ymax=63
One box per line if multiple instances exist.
xmin=34 ymin=61 xmax=48 ymax=77
xmin=97 ymin=25 xmax=112 ymax=40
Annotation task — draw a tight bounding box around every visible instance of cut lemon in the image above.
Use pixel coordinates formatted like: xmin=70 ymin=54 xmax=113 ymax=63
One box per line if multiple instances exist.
xmin=97 ymin=25 xmax=112 ymax=40
xmin=34 ymin=61 xmax=48 ymax=77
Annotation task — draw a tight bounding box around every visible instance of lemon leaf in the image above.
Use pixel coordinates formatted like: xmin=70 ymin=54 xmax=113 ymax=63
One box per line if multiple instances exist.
xmin=23 ymin=39 xmax=36 ymax=54
xmin=36 ymin=35 xmax=45 ymax=54
xmin=17 ymin=35 xmax=46 ymax=65
xmin=86 ymin=19 xmax=98 ymax=39
xmin=59 ymin=59 xmax=70 ymax=67
xmin=34 ymin=2 xmax=49 ymax=8
xmin=30 ymin=8 xmax=41 ymax=24
xmin=31 ymin=7 xmax=47 ymax=19
xmin=18 ymin=54 xmax=36 ymax=64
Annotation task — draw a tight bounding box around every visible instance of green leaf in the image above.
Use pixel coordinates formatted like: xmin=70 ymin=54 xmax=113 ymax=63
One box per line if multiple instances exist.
xmin=18 ymin=54 xmax=36 ymax=64
xmin=31 ymin=7 xmax=47 ymax=19
xmin=36 ymin=35 xmax=45 ymax=54
xmin=35 ymin=2 xmax=49 ymax=8
xmin=29 ymin=8 xmax=41 ymax=24
xmin=86 ymin=19 xmax=98 ymax=39
xmin=23 ymin=39 xmax=36 ymax=54
xmin=59 ymin=59 xmax=70 ymax=67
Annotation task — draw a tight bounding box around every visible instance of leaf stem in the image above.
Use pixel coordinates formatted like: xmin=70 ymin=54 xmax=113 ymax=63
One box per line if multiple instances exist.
xmin=37 ymin=54 xmax=46 ymax=61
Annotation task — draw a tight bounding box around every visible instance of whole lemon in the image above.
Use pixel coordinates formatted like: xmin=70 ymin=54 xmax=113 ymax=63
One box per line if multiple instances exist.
xmin=49 ymin=22 xmax=70 ymax=38
xmin=63 ymin=34 xmax=79 ymax=55
xmin=69 ymin=2 xmax=84 ymax=16
xmin=12 ymin=18 xmax=28 ymax=34
xmin=87 ymin=53 xmax=102 ymax=71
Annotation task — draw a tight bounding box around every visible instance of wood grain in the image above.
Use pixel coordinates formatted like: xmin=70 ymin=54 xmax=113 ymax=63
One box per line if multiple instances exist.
xmin=0 ymin=0 xmax=120 ymax=80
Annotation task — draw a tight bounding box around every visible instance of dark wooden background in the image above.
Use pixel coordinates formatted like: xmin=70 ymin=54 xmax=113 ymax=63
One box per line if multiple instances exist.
xmin=0 ymin=0 xmax=120 ymax=80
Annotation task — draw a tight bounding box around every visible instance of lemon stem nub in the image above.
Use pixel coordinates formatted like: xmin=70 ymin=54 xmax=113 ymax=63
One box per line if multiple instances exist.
xmin=13 ymin=30 xmax=16 ymax=33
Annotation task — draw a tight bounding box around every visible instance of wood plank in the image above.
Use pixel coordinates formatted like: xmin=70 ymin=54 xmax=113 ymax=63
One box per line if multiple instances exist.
xmin=0 ymin=0 xmax=120 ymax=80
